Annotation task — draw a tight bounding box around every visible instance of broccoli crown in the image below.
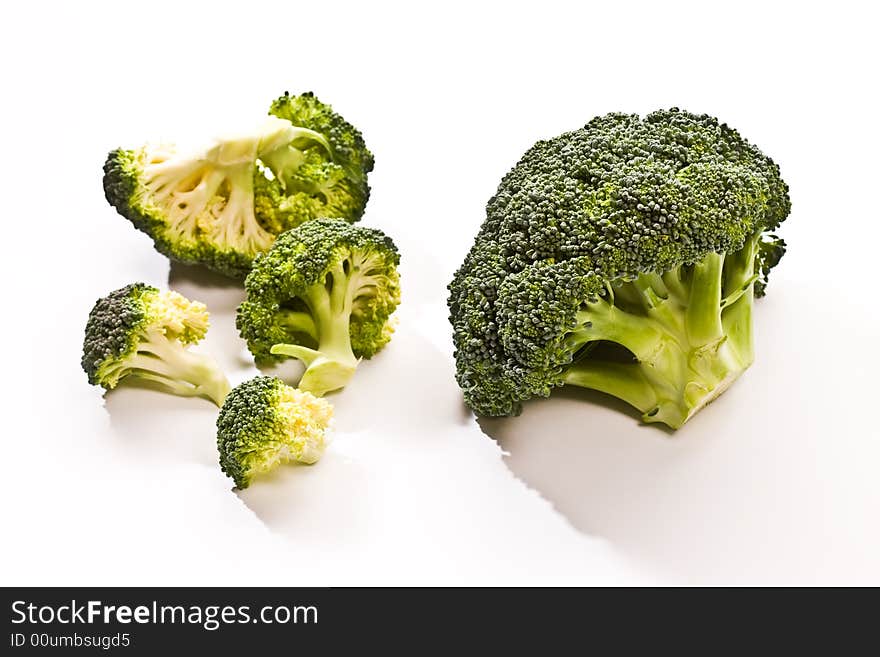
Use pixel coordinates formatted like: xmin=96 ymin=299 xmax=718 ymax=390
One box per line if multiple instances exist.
xmin=216 ymin=376 xmax=333 ymax=489
xmin=81 ymin=283 xmax=228 ymax=405
xmin=237 ymin=218 xmax=400 ymax=396
xmin=448 ymin=109 xmax=791 ymax=421
xmin=82 ymin=282 xmax=153 ymax=386
xmin=103 ymin=93 xmax=373 ymax=278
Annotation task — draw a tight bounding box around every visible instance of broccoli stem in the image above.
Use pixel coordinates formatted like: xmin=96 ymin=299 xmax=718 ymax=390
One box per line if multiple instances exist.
xmin=563 ymin=237 xmax=759 ymax=428
xmin=210 ymin=164 xmax=272 ymax=253
xmin=269 ymin=249 xmax=395 ymax=395
xmin=271 ymin=323 xmax=357 ymax=397
xmin=271 ymin=260 xmax=362 ymax=396
xmin=277 ymin=310 xmax=318 ymax=340
xmin=563 ymin=361 xmax=660 ymax=412
xmin=142 ymin=117 xmax=327 ymax=255
xmin=127 ymin=330 xmax=231 ymax=406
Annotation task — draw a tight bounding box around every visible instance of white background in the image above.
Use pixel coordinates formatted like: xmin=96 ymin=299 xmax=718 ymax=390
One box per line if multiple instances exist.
xmin=2 ymin=0 xmax=878 ymax=585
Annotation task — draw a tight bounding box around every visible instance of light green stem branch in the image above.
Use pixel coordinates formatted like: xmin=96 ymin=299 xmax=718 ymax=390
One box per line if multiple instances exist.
xmin=562 ymin=237 xmax=761 ymax=428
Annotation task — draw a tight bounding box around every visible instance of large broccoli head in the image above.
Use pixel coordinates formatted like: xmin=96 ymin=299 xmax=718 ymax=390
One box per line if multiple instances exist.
xmin=103 ymin=93 xmax=374 ymax=278
xmin=217 ymin=376 xmax=333 ymax=489
xmin=82 ymin=283 xmax=230 ymax=406
xmin=237 ymin=218 xmax=401 ymax=396
xmin=448 ymin=109 xmax=790 ymax=427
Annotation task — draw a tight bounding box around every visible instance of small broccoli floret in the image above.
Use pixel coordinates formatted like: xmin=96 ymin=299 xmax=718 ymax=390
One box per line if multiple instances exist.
xmin=82 ymin=283 xmax=230 ymax=406
xmin=237 ymin=219 xmax=401 ymax=396
xmin=103 ymin=93 xmax=373 ymax=278
xmin=754 ymin=233 xmax=787 ymax=297
xmin=269 ymin=91 xmax=374 ymax=213
xmin=448 ymin=109 xmax=791 ymax=428
xmin=217 ymin=376 xmax=333 ymax=489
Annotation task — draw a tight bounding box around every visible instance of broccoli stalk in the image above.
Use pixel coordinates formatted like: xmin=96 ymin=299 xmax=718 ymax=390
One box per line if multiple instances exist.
xmin=103 ymin=326 xmax=232 ymax=405
xmin=562 ymin=236 xmax=764 ymax=427
xmin=269 ymin=259 xmax=361 ymax=395
xmin=270 ymin=248 xmax=395 ymax=395
xmin=237 ymin=219 xmax=401 ymax=396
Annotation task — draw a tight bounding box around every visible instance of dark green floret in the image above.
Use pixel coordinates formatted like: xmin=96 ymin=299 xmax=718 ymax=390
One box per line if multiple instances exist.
xmin=217 ymin=376 xmax=333 ymax=489
xmin=82 ymin=283 xmax=230 ymax=405
xmin=237 ymin=219 xmax=401 ymax=396
xmin=448 ymin=108 xmax=791 ymax=428
xmin=103 ymin=92 xmax=374 ymax=278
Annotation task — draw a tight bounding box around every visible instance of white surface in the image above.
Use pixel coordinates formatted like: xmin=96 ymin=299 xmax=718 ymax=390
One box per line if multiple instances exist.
xmin=2 ymin=1 xmax=878 ymax=585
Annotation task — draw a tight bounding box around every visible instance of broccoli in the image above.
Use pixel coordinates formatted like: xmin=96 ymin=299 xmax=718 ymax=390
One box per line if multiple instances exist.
xmin=448 ymin=109 xmax=790 ymax=428
xmin=237 ymin=218 xmax=401 ymax=396
xmin=82 ymin=283 xmax=231 ymax=406
xmin=103 ymin=92 xmax=374 ymax=278
xmin=217 ymin=376 xmax=333 ymax=489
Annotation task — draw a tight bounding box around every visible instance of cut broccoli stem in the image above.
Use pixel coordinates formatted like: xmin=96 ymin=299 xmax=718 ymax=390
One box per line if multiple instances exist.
xmin=271 ymin=273 xmax=358 ymax=396
xmin=563 ymin=239 xmax=759 ymax=428
xmin=271 ymin=341 xmax=357 ymax=396
xmin=270 ymin=254 xmax=384 ymax=396
xmin=118 ymin=329 xmax=230 ymax=406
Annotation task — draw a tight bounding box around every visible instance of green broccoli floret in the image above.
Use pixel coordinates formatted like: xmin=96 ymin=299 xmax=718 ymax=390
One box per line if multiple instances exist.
xmin=448 ymin=109 xmax=791 ymax=429
xmin=103 ymin=92 xmax=374 ymax=278
xmin=268 ymin=91 xmax=374 ymax=222
xmin=217 ymin=376 xmax=333 ymax=489
xmin=237 ymin=219 xmax=401 ymax=396
xmin=82 ymin=283 xmax=230 ymax=406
